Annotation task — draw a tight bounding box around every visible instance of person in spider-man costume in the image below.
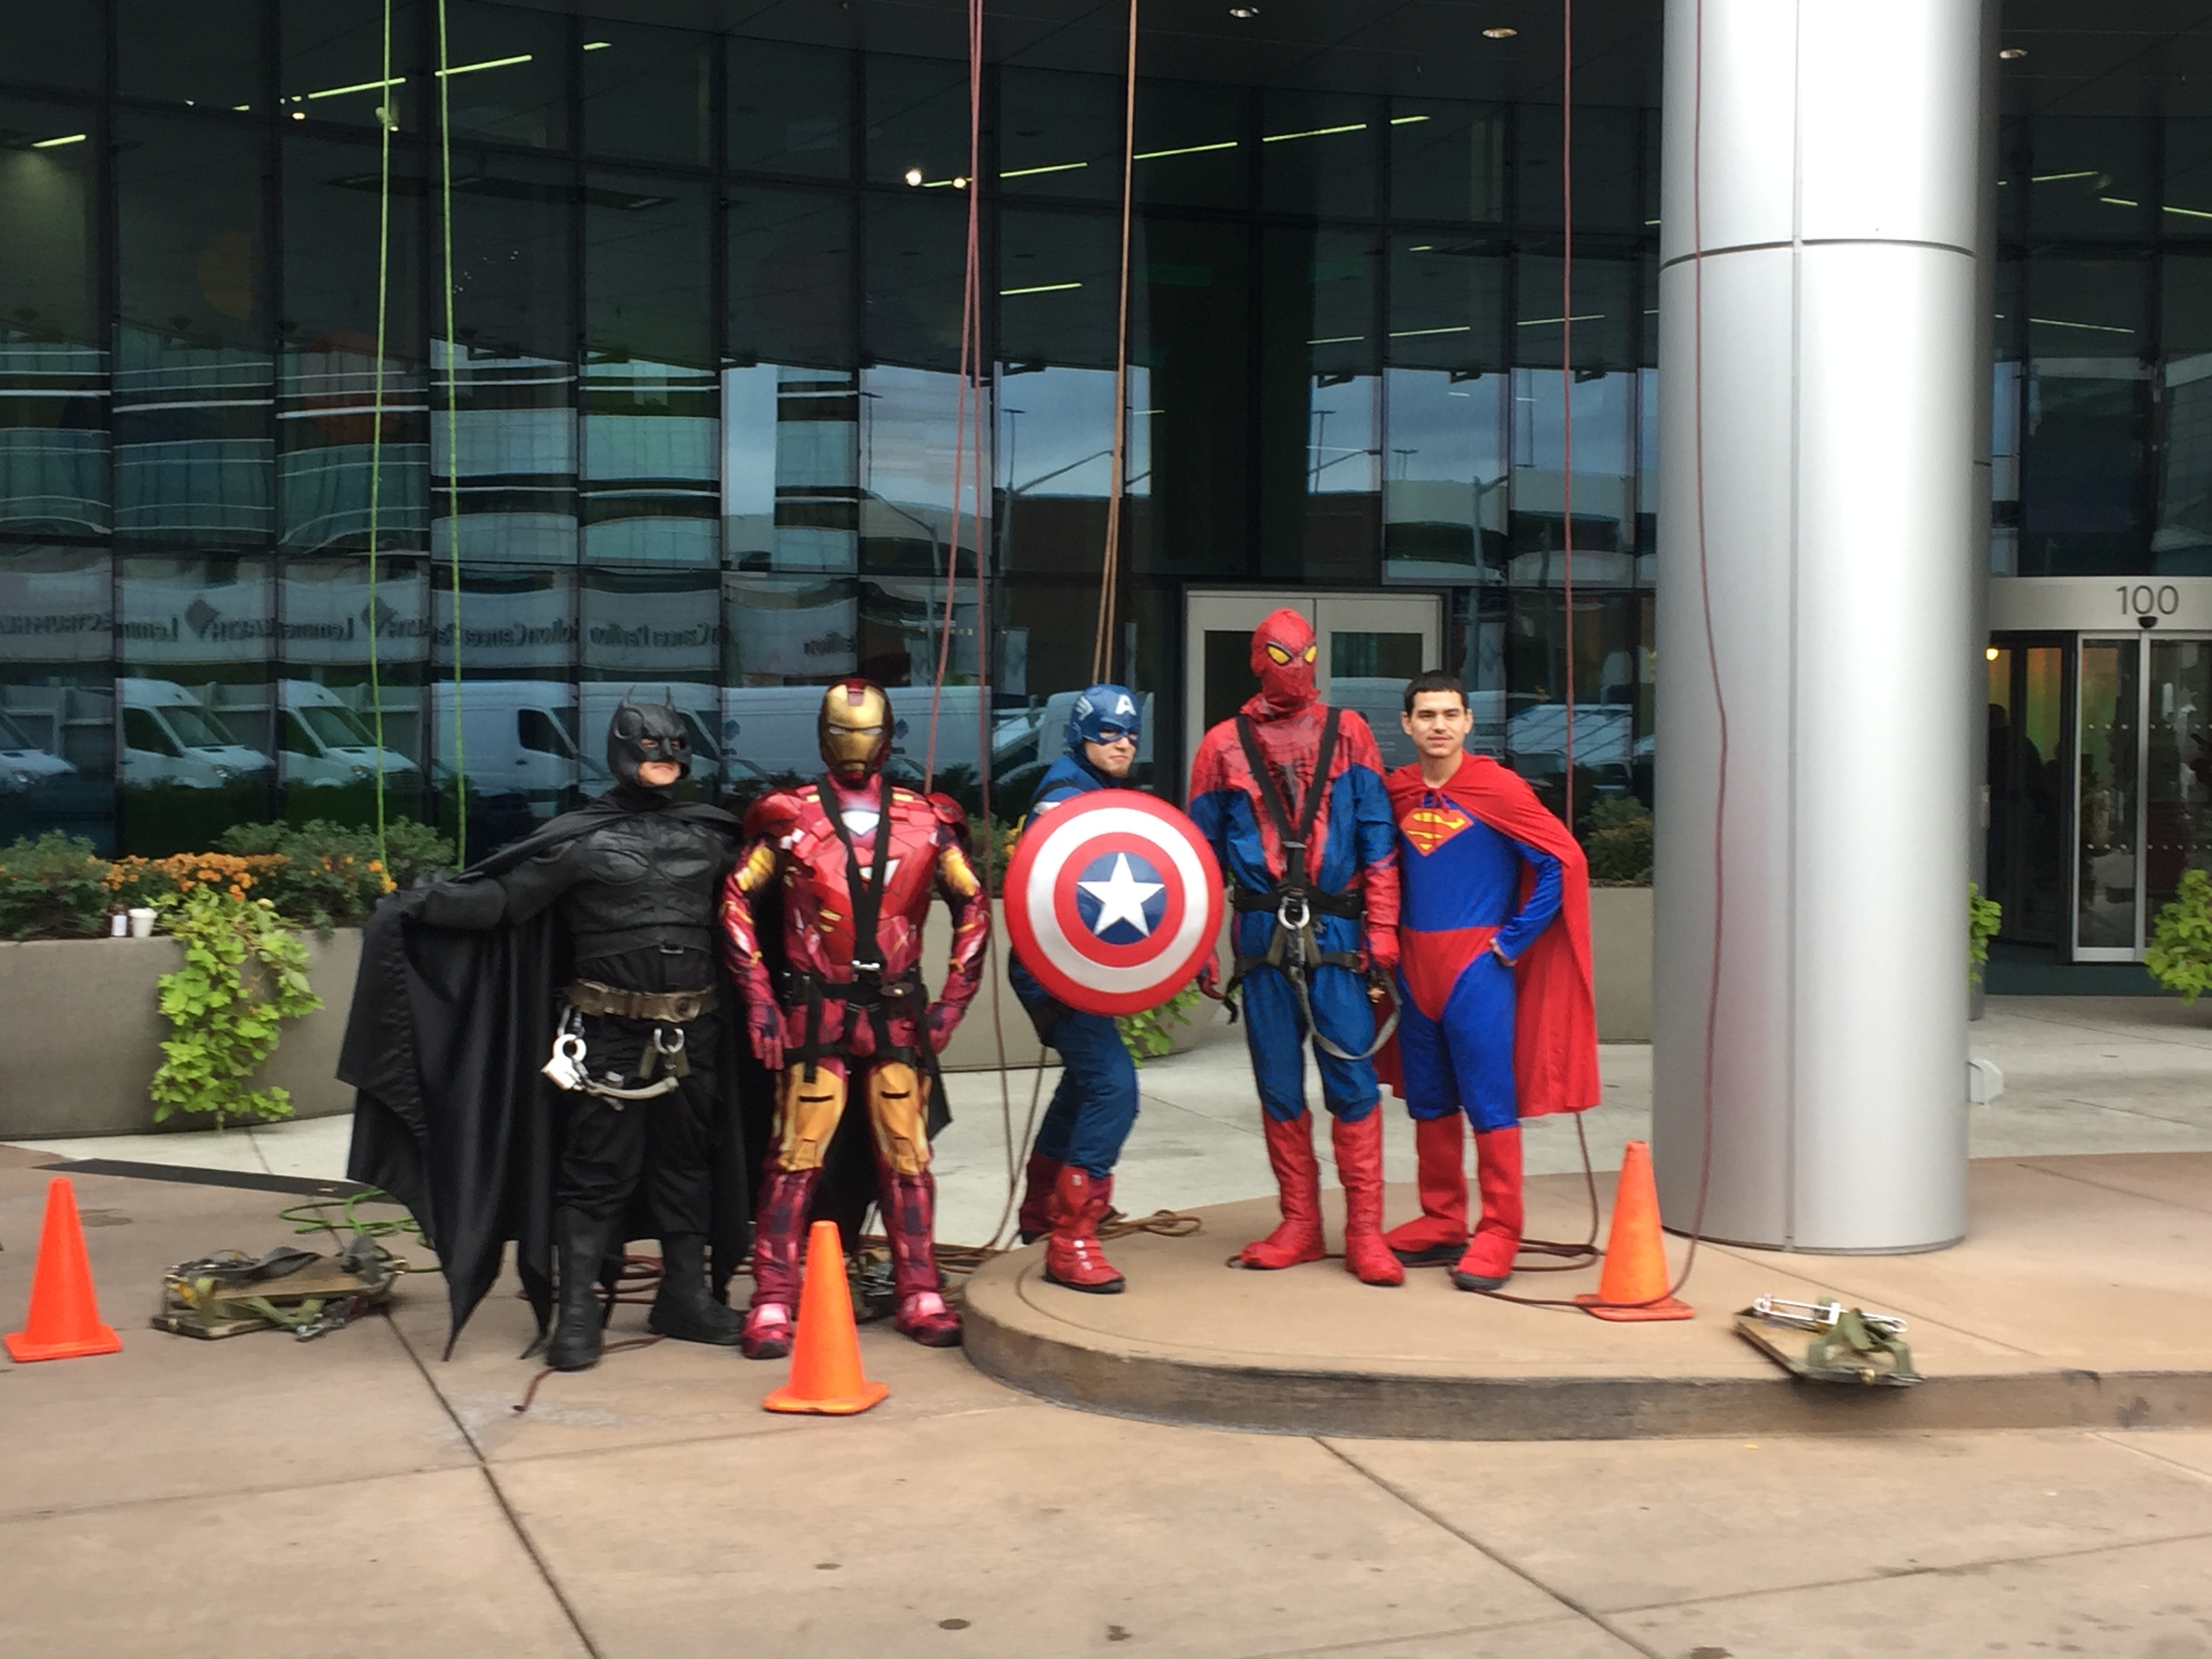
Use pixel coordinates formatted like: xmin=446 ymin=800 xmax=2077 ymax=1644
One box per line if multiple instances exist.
xmin=1187 ymin=609 xmax=1404 ymax=1287
xmin=718 ymin=678 xmax=991 ymax=1358
xmin=1377 ymin=670 xmax=1599 ymax=1291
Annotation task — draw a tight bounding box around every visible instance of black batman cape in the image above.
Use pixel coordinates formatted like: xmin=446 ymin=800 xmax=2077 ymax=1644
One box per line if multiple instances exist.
xmin=340 ymin=793 xmax=771 ymax=1357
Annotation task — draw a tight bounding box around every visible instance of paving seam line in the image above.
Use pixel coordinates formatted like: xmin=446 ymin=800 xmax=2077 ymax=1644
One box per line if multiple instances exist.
xmin=1312 ymin=1437 xmax=1668 ymax=1659
xmin=2016 ymin=1158 xmax=2212 ymax=1214
xmin=2092 ymin=1431 xmax=2212 ymax=1488
xmin=386 ymin=1307 xmax=606 ymax=1659
xmin=1224 ymin=1610 xmax=1608 ymax=1659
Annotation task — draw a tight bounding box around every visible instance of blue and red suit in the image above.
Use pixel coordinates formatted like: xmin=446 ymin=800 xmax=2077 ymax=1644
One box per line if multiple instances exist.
xmin=1376 ymin=751 xmax=1599 ymax=1289
xmin=1009 ymin=683 xmax=1147 ymax=1293
xmin=1187 ymin=609 xmax=1404 ymax=1286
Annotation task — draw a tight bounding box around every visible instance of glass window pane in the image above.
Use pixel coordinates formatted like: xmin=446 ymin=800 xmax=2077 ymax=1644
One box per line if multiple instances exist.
xmin=863 ymin=194 xmax=967 ymax=373
xmin=1389 ymin=99 xmax=1504 ymax=224
xmin=860 ymin=363 xmax=979 ymax=577
xmin=1260 ymin=228 xmax=1379 ymax=584
xmin=866 ymin=55 xmax=970 ymax=189
xmin=1261 ymin=90 xmax=1378 ymax=219
xmin=582 ymin=20 xmax=713 ymax=167
xmin=2022 ymin=258 xmax=2148 ymax=575
xmin=1515 ymin=104 xmax=1641 ymax=232
xmin=278 ymin=557 xmax=430 ymax=825
xmin=119 ymin=0 xmax=266 ymax=112
xmin=437 ymin=150 xmax=575 ymax=565
xmin=581 ymin=567 xmax=720 ymax=793
xmin=115 ymin=112 xmax=274 ymax=545
xmin=2030 ymin=116 xmax=2153 ymax=241
xmin=2076 ymin=638 xmax=2141 ymax=949
xmin=1131 ymin=218 xmax=1247 ymax=576
xmin=118 ymin=554 xmax=277 ymax=853
xmin=728 ymin=39 xmax=849 ymax=179
xmin=721 ymin=573 xmax=857 ymax=787
xmin=1509 ymin=368 xmax=1636 ymax=583
xmin=1383 ymin=369 xmax=1507 ymax=583
xmin=0 ymin=7 xmax=103 ymax=93
xmin=0 ymin=546 xmax=115 ymax=849
xmin=1388 ymin=235 xmax=1506 ymax=374
xmin=729 ymin=186 xmax=853 ymax=369
xmin=1504 ymin=588 xmax=1645 ymax=826
xmin=583 ymin=173 xmax=715 ymax=565
xmin=2164 ymin=120 xmax=2212 ymax=239
xmin=2161 ymin=255 xmax=2212 ymax=572
xmin=1134 ymin=79 xmax=1246 ymax=210
xmin=280 ymin=0 xmax=421 ymax=134
xmin=1000 ymin=67 xmax=1118 ymax=205
xmin=1515 ymin=253 xmax=1637 ymax=371
xmin=432 ymin=565 xmax=580 ymax=848
xmin=438 ymin=1 xmax=569 ymax=152
xmin=0 ymin=98 xmax=107 ymax=537
xmin=280 ymin=136 xmax=428 ymax=553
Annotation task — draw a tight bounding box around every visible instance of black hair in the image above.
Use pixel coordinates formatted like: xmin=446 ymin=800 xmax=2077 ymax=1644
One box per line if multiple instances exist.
xmin=1402 ymin=670 xmax=1469 ymax=716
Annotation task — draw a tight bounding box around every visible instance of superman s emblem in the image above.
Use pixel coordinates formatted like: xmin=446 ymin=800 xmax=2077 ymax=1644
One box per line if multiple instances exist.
xmin=1402 ymin=804 xmax=1473 ymax=856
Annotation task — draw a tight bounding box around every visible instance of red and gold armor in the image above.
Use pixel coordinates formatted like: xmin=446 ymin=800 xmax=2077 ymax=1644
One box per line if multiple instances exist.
xmin=719 ymin=679 xmax=989 ymax=1355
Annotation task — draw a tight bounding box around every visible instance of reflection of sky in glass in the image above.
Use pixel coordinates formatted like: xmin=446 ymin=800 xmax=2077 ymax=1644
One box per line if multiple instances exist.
xmin=1511 ymin=369 xmax=1632 ymax=477
xmin=1308 ymin=375 xmax=1376 ymax=494
xmin=997 ymin=365 xmax=1153 ymax=497
xmin=1384 ymin=370 xmax=1504 ymax=484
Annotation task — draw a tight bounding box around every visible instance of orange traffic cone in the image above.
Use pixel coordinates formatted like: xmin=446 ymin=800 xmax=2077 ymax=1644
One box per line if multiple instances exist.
xmin=5 ymin=1177 xmax=123 ymax=1362
xmin=763 ymin=1219 xmax=889 ymax=1416
xmin=1574 ymin=1141 xmax=1694 ymax=1322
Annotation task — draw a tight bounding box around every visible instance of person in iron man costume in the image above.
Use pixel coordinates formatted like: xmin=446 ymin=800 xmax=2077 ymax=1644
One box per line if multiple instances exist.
xmin=719 ymin=679 xmax=990 ymax=1357
xmin=1187 ymin=609 xmax=1404 ymax=1286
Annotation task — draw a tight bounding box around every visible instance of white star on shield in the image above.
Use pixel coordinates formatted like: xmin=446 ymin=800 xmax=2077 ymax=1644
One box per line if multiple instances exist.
xmin=1077 ymin=852 xmax=1165 ymax=939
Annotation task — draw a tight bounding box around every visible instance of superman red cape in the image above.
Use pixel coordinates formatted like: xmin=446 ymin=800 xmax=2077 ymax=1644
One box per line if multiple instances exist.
xmin=1375 ymin=753 xmax=1601 ymax=1118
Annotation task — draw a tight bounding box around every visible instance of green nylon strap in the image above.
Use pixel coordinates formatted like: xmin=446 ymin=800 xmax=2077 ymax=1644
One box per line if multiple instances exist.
xmin=363 ymin=0 xmax=394 ymax=872
xmin=435 ymin=0 xmax=466 ymax=868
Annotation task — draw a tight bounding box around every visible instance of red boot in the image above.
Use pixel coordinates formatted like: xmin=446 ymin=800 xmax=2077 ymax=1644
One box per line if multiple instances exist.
xmin=1237 ymin=1113 xmax=1327 ymax=1269
xmin=742 ymin=1166 xmax=817 ymax=1360
xmin=1452 ymin=1126 xmax=1525 ymax=1292
xmin=1017 ymin=1148 xmax=1063 ymax=1244
xmin=881 ymin=1168 xmax=963 ymax=1347
xmin=1043 ymin=1166 xmax=1126 ymax=1293
xmin=1332 ymin=1111 xmax=1406 ymax=1287
xmin=1384 ymin=1113 xmax=1469 ymax=1267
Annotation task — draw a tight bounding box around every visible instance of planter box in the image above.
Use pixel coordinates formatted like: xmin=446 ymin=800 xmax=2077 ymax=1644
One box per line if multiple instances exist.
xmin=0 ymin=930 xmax=362 ymax=1139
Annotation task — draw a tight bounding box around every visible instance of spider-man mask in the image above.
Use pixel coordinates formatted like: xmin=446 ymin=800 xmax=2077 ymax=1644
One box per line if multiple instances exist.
xmin=1250 ymin=608 xmax=1319 ymax=713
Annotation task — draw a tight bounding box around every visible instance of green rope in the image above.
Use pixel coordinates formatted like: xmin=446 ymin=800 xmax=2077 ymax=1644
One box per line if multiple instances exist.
xmin=363 ymin=0 xmax=394 ymax=872
xmin=276 ymin=1187 xmax=432 ymax=1273
xmin=435 ymin=0 xmax=466 ymax=868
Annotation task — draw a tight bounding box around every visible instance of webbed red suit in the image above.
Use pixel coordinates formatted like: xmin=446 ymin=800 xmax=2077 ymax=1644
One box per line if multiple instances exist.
xmin=719 ymin=679 xmax=990 ymax=1357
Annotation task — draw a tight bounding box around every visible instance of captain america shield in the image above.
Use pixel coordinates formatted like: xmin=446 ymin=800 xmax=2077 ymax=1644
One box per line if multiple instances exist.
xmin=1004 ymin=791 xmax=1224 ymax=1016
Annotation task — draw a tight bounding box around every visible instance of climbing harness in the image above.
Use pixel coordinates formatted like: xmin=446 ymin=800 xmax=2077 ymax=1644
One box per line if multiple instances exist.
xmin=1734 ymin=1296 xmax=1921 ymax=1387
xmin=154 ymin=1236 xmax=398 ymax=1343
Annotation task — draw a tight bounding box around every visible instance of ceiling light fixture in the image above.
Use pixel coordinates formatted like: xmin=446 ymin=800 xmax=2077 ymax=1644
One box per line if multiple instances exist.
xmin=583 ymin=40 xmax=611 ymax=51
xmin=1229 ymin=6 xmax=1259 ymax=17
xmin=1483 ymin=26 xmax=1518 ymax=39
xmin=1999 ymin=47 xmax=2026 ymax=60
xmin=1985 ymin=646 xmax=2001 ymax=661
xmin=434 ymin=53 xmax=533 ymax=79
xmin=904 ymin=166 xmax=924 ymax=186
xmin=31 ymin=132 xmax=87 ymax=148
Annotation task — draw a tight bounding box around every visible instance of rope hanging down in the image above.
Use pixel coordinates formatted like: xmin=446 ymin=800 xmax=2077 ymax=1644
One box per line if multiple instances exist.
xmin=1560 ymin=0 xmax=1576 ymax=832
xmin=435 ymin=0 xmax=466 ymax=867
xmin=1090 ymin=0 xmax=1140 ymax=684
xmin=363 ymin=0 xmax=396 ymax=872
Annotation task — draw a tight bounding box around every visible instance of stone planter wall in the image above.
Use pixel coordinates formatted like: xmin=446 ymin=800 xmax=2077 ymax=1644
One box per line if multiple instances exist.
xmin=0 ymin=930 xmax=362 ymax=1139
xmin=1591 ymin=885 xmax=1654 ymax=1042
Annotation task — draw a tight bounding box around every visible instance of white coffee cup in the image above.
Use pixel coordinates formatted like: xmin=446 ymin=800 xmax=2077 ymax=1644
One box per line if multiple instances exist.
xmin=127 ymin=907 xmax=157 ymax=939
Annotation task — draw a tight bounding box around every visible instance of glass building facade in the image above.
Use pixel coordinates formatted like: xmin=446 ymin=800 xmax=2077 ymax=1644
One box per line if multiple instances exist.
xmin=2 ymin=0 xmax=2204 ymax=906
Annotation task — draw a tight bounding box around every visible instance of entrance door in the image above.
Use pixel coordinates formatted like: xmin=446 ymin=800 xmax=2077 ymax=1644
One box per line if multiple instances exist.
xmin=2004 ymin=629 xmax=2212 ymax=960
xmin=1182 ymin=591 xmax=1443 ymax=779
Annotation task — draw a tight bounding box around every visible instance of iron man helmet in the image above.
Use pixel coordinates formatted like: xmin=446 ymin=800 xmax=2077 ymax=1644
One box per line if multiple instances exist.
xmin=819 ymin=678 xmax=893 ymax=782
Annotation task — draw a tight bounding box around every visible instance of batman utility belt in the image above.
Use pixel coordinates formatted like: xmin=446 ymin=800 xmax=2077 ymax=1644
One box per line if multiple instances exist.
xmin=541 ymin=979 xmax=713 ymax=1107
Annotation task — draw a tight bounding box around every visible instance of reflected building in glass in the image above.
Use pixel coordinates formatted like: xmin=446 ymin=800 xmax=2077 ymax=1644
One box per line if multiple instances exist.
xmin=0 ymin=0 xmax=2192 ymax=987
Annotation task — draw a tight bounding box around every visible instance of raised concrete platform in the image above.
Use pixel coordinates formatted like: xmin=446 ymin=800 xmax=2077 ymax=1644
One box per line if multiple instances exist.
xmin=964 ymin=1152 xmax=2212 ymax=1441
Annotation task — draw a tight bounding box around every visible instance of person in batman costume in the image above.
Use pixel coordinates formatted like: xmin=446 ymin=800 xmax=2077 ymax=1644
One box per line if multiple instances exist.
xmin=342 ymin=695 xmax=764 ymax=1370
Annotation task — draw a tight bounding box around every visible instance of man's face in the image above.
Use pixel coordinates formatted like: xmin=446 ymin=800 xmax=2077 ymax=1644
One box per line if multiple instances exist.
xmin=1401 ymin=691 xmax=1473 ymax=760
xmin=636 ymin=760 xmax=682 ymax=787
xmin=1084 ymin=729 xmax=1137 ymax=779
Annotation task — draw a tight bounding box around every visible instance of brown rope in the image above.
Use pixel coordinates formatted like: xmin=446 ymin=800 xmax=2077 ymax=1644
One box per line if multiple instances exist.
xmin=1090 ymin=0 xmax=1140 ymax=682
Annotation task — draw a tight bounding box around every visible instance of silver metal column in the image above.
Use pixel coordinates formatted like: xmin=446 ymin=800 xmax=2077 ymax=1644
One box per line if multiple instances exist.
xmin=1650 ymin=0 xmax=1990 ymax=1251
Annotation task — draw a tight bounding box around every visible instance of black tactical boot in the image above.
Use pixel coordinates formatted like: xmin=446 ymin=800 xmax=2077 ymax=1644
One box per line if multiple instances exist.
xmin=647 ymin=1233 xmax=744 ymax=1346
xmin=547 ymin=1207 xmax=614 ymax=1372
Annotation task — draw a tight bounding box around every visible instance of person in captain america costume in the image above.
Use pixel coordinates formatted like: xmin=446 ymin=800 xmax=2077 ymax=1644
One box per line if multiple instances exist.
xmin=1009 ymin=683 xmax=1147 ymax=1293
xmin=718 ymin=678 xmax=991 ymax=1357
xmin=1378 ymin=670 xmax=1600 ymax=1290
xmin=1187 ymin=609 xmax=1405 ymax=1287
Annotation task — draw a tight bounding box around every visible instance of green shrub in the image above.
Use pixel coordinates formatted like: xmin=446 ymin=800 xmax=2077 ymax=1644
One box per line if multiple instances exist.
xmin=0 ymin=833 xmax=115 ymax=939
xmin=1969 ymin=881 xmax=2005 ymax=989
xmin=148 ymin=886 xmax=323 ymax=1126
xmin=1584 ymin=796 xmax=1654 ymax=885
xmin=2146 ymin=867 xmax=2212 ymax=1003
xmin=214 ymin=817 xmax=457 ymax=927
xmin=1118 ymin=983 xmax=1202 ymax=1064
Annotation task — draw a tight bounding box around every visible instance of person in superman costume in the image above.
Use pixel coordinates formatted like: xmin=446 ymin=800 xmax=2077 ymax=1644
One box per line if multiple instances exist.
xmin=1188 ymin=609 xmax=1405 ymax=1286
xmin=1008 ymin=683 xmax=1147 ymax=1293
xmin=719 ymin=678 xmax=991 ymax=1358
xmin=1378 ymin=671 xmax=1600 ymax=1290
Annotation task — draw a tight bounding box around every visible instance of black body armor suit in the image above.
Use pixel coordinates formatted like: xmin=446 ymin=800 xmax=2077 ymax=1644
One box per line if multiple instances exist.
xmin=496 ymin=796 xmax=727 ymax=983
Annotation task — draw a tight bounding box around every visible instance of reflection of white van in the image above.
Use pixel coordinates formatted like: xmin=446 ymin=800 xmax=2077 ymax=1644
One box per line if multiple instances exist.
xmin=121 ymin=678 xmax=275 ymax=789
xmin=0 ymin=706 xmax=76 ymax=793
xmin=431 ymin=680 xmax=611 ymax=815
xmin=279 ymin=681 xmax=420 ymax=790
xmin=579 ymin=684 xmax=726 ymax=792
xmin=719 ymin=684 xmax=1040 ymax=785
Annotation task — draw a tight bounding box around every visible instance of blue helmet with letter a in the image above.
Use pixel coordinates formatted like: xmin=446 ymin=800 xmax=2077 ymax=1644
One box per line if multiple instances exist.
xmin=1067 ymin=683 xmax=1142 ymax=752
